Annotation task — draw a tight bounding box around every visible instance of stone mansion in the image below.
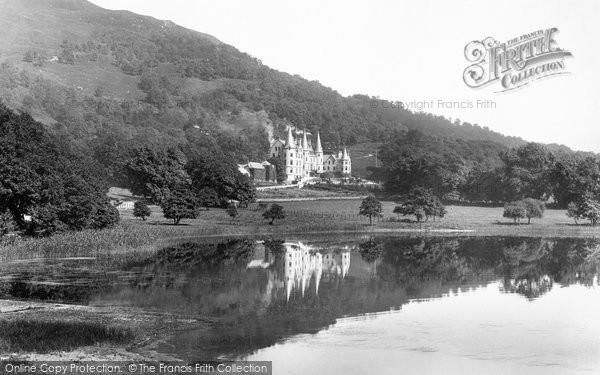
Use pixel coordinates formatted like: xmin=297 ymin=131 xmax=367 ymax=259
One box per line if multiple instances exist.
xmin=269 ymin=127 xmax=351 ymax=182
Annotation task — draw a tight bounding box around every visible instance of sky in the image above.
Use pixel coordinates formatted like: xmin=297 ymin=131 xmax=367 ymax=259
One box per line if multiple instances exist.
xmin=89 ymin=0 xmax=600 ymax=152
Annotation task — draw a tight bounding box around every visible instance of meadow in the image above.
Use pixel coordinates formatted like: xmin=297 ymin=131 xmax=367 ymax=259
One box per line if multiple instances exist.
xmin=2 ymin=199 xmax=599 ymax=263
xmin=256 ymin=186 xmax=358 ymax=200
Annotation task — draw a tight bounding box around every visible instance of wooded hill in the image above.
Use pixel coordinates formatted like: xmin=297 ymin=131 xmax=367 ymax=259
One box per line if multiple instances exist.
xmin=0 ymin=0 xmax=529 ymax=160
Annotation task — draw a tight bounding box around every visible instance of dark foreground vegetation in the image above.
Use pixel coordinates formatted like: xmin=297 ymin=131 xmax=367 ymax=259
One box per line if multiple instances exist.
xmin=0 ymin=104 xmax=118 ymax=236
xmin=0 ymin=319 xmax=133 ymax=353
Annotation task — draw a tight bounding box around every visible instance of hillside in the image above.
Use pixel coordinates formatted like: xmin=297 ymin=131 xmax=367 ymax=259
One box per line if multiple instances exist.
xmin=0 ymin=0 xmax=530 ymax=157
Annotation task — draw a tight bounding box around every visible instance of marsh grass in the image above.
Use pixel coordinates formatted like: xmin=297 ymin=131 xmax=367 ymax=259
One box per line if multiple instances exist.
xmin=0 ymin=319 xmax=134 ymax=352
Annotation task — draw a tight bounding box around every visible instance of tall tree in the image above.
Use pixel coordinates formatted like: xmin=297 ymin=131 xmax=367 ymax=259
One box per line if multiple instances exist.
xmin=124 ymin=146 xmax=190 ymax=204
xmin=499 ymin=142 xmax=554 ymax=201
xmin=186 ymin=148 xmax=256 ymax=207
xmin=550 ymin=155 xmax=600 ymax=208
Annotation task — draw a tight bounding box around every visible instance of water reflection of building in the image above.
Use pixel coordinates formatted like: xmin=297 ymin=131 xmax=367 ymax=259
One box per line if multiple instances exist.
xmin=247 ymin=241 xmax=350 ymax=301
xmin=284 ymin=242 xmax=350 ymax=301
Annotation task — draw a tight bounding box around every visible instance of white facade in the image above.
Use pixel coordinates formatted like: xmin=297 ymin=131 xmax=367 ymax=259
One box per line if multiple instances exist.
xmin=270 ymin=128 xmax=351 ymax=182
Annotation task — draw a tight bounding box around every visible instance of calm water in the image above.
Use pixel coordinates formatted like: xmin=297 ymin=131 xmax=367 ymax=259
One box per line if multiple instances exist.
xmin=1 ymin=236 xmax=600 ymax=374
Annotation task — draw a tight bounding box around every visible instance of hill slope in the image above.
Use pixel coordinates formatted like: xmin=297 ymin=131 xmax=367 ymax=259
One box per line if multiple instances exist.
xmin=0 ymin=0 xmax=529 ymax=156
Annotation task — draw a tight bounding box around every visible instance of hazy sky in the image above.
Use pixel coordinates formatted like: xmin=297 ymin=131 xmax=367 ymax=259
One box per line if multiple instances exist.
xmin=90 ymin=0 xmax=600 ymax=152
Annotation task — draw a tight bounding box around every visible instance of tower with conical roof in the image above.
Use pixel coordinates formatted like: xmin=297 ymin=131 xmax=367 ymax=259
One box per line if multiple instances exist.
xmin=285 ymin=126 xmax=295 ymax=149
xmin=284 ymin=127 xmax=298 ymax=181
xmin=341 ymin=146 xmax=351 ymax=175
xmin=315 ymin=132 xmax=323 ymax=173
xmin=302 ymin=129 xmax=310 ymax=177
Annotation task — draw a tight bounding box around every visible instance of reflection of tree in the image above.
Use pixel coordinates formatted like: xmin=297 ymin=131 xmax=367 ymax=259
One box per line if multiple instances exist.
xmin=134 ymin=239 xmax=257 ymax=269
xmin=498 ymin=238 xmax=600 ymax=297
xmin=264 ymin=238 xmax=285 ymax=257
xmin=377 ymin=238 xmax=474 ymax=291
xmin=501 ymin=276 xmax=553 ymax=299
xmin=358 ymin=237 xmax=383 ymax=262
xmin=374 ymin=237 xmax=600 ymax=300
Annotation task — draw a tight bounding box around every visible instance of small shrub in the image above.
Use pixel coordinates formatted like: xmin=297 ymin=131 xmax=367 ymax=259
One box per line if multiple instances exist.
xmin=226 ymin=203 xmax=239 ymax=219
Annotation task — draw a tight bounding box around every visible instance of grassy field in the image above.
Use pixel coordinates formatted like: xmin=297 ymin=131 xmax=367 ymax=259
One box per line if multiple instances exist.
xmin=272 ymin=199 xmax=597 ymax=234
xmin=2 ymin=199 xmax=600 ymax=263
xmin=256 ymin=186 xmax=362 ymax=200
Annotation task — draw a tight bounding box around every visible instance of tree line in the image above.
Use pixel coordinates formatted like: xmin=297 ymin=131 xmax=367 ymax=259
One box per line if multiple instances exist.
xmin=373 ymin=130 xmax=600 ymax=223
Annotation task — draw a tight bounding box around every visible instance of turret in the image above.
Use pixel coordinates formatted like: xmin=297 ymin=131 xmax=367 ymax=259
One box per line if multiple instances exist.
xmin=315 ymin=132 xmax=323 ymax=153
xmin=315 ymin=132 xmax=323 ymax=173
xmin=284 ymin=127 xmax=297 ymax=182
xmin=285 ymin=127 xmax=294 ymax=149
xmin=341 ymin=147 xmax=351 ymax=175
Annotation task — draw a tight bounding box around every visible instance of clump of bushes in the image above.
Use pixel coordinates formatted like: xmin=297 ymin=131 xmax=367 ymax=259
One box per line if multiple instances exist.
xmin=503 ymin=198 xmax=545 ymax=224
xmin=566 ymin=193 xmax=600 ymax=226
xmin=393 ymin=187 xmax=446 ymax=223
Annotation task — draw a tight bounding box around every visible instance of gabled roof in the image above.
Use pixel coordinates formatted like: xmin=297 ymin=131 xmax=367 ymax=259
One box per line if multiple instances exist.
xmin=270 ymin=138 xmax=285 ymax=147
xmin=238 ymin=164 xmax=251 ymax=176
xmin=246 ymin=162 xmax=265 ymax=169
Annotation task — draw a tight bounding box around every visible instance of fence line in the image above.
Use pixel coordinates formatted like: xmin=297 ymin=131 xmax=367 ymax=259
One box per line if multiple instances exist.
xmin=243 ymin=204 xmax=392 ymax=222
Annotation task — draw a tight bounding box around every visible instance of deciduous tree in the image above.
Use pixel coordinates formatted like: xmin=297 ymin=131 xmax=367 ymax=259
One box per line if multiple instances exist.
xmin=359 ymin=195 xmax=383 ymax=225
xmin=262 ymin=203 xmax=285 ymax=225
xmin=521 ymin=198 xmax=545 ymax=224
xmin=160 ymin=187 xmax=200 ymax=225
xmin=503 ymin=201 xmax=527 ymax=224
